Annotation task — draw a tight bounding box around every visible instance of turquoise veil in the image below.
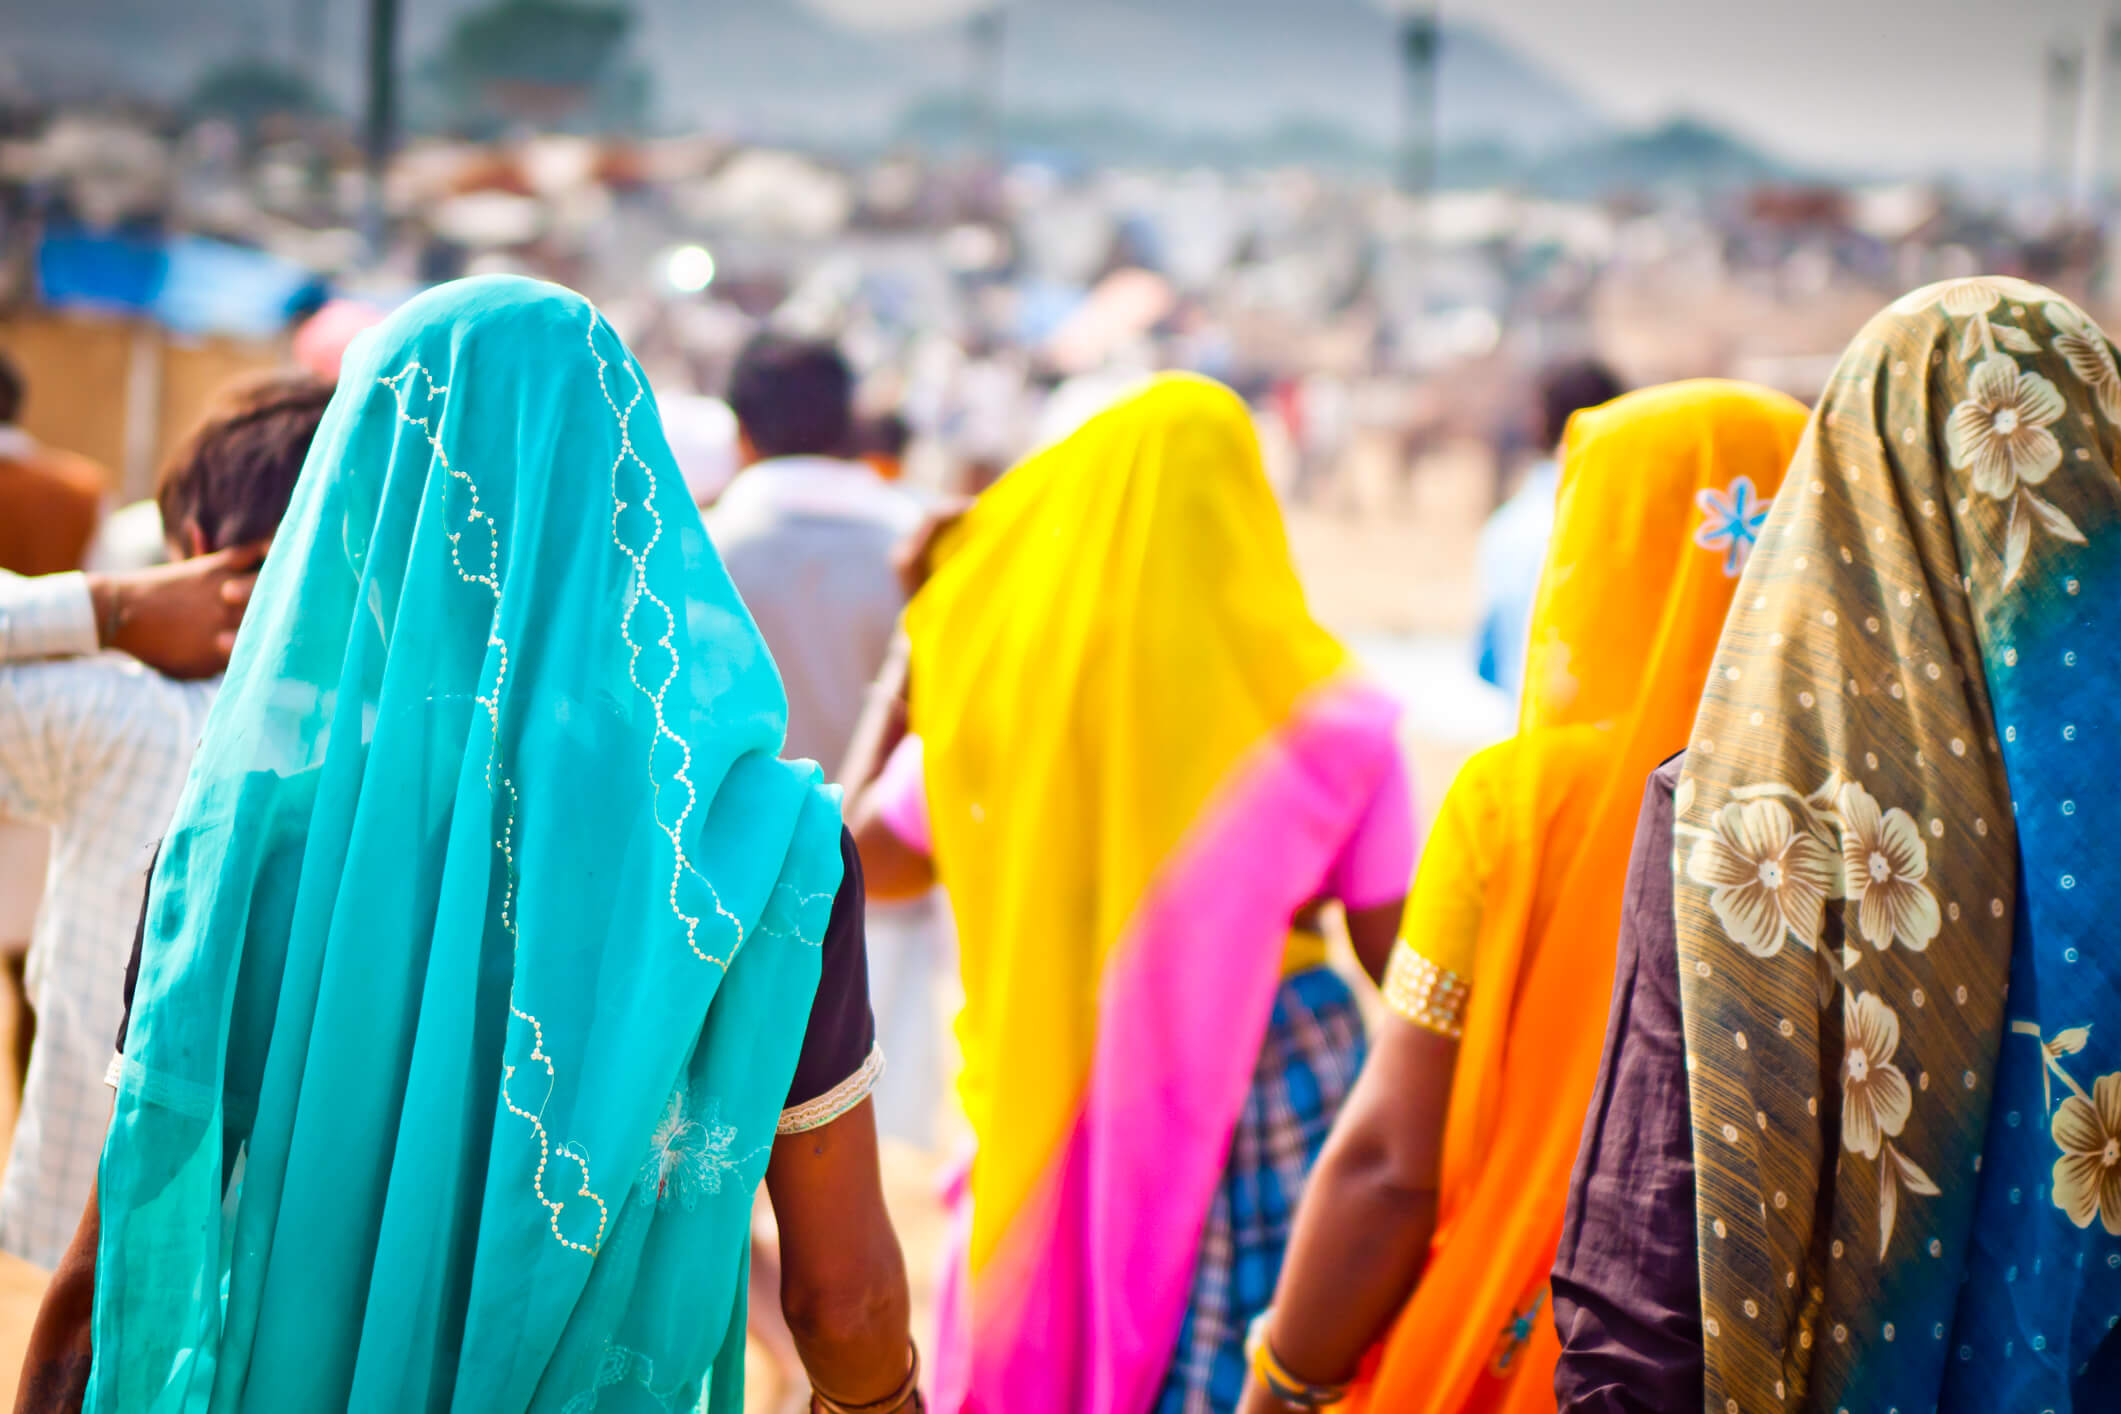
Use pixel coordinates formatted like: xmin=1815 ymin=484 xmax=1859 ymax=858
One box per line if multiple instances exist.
xmin=89 ymin=276 xmax=844 ymax=1413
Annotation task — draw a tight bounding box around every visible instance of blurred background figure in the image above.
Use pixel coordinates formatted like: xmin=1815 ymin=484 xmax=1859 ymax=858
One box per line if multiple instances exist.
xmin=658 ymin=385 xmax=743 ymax=508
xmin=1470 ymin=357 xmax=1623 ymax=708
xmin=854 ymin=410 xmax=912 ymax=484
xmin=288 ymin=297 xmax=385 ymax=382
xmin=2 ymin=0 xmax=2117 ymax=1402
xmin=0 ymin=355 xmax=104 ymax=581
xmin=704 ymin=329 xmax=926 ymax=1411
xmin=0 ymin=371 xmax=328 ymax=1272
xmin=708 ymin=331 xmax=920 ymax=773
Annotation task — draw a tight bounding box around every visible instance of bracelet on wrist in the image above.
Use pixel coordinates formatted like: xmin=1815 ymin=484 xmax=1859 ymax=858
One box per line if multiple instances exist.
xmin=92 ymin=579 xmax=127 ymax=651
xmin=811 ymin=1340 xmax=922 ymax=1413
xmin=1244 ymin=1311 xmax=1350 ymax=1411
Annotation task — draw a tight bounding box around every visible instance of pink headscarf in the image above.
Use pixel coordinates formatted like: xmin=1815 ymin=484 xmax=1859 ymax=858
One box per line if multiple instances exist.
xmin=292 ymin=300 xmax=387 ymax=382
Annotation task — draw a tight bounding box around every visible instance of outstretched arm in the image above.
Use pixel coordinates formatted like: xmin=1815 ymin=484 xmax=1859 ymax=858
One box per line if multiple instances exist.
xmin=85 ymin=543 xmax=265 ymax=679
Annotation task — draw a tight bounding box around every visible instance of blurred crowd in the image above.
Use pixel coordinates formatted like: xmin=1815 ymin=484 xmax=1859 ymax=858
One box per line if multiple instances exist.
xmin=6 ymin=95 xmax=2121 ymax=509
xmin=1 ymin=56 xmax=2121 ymax=1414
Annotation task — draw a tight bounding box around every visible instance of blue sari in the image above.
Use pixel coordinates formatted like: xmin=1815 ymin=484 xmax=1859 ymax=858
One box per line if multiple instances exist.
xmin=89 ymin=276 xmax=843 ymax=1413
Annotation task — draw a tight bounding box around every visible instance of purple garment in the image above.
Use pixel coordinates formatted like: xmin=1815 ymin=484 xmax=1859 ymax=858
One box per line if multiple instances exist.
xmin=1550 ymin=755 xmax=1702 ymax=1414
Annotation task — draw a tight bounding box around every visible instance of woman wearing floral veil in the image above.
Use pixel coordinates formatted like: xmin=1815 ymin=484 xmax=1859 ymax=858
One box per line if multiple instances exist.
xmin=1237 ymin=381 xmax=1809 ymax=1414
xmin=17 ymin=276 xmax=917 ymax=1414
xmin=1554 ymin=277 xmax=2121 ymax=1412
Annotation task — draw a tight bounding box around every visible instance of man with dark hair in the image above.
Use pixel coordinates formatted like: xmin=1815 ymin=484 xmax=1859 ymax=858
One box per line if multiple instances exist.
xmin=1536 ymin=358 xmax=1627 ymax=454
xmin=153 ymin=373 xmax=334 ymax=556
xmin=1473 ymin=356 xmax=1625 ymax=705
xmin=706 ymin=333 xmax=918 ymax=771
xmin=0 ymin=348 xmax=23 ymax=427
xmin=0 ymin=371 xmax=330 ymax=1269
xmin=726 ymin=334 xmax=856 ymax=464
xmin=853 ymin=411 xmax=911 ymax=484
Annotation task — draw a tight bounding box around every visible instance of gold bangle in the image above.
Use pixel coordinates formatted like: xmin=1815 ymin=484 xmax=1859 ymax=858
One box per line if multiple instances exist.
xmin=1244 ymin=1312 xmax=1349 ymax=1410
xmin=811 ymin=1340 xmax=922 ymax=1413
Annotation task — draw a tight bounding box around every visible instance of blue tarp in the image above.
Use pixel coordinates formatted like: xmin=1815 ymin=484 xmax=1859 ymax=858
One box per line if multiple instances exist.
xmin=34 ymin=230 xmax=164 ymax=313
xmin=36 ymin=230 xmax=325 ymax=339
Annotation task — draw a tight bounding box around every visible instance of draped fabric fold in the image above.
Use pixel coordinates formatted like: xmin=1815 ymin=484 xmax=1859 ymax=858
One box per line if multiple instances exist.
xmin=1349 ymin=381 xmax=1807 ymax=1414
xmin=89 ymin=275 xmax=844 ymax=1414
xmin=908 ymin=375 xmax=1399 ymax=1414
xmin=1677 ymin=278 xmax=2121 ymax=1412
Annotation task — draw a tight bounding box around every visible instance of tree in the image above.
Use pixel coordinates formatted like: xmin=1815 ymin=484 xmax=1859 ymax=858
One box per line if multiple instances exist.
xmin=430 ymin=0 xmax=646 ymax=132
xmin=187 ymin=59 xmax=331 ymax=135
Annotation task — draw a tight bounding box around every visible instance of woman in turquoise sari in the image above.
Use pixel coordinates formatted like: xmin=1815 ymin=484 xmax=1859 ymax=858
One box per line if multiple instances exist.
xmin=20 ymin=276 xmax=917 ymax=1413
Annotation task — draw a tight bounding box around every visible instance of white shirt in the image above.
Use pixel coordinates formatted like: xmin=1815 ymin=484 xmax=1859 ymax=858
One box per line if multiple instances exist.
xmin=704 ymin=458 xmax=920 ymax=772
xmin=0 ymin=570 xmax=216 ymax=1268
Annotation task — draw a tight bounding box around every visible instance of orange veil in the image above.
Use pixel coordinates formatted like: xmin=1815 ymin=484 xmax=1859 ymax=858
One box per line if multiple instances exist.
xmin=1347 ymin=380 xmax=1809 ymax=1413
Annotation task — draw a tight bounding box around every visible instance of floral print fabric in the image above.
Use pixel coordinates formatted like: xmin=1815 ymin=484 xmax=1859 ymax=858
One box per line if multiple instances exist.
xmin=1676 ymin=277 xmax=2121 ymax=1413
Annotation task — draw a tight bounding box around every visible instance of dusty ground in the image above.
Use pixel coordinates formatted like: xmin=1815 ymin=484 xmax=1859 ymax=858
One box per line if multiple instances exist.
xmin=0 ymin=435 xmax=1499 ymax=1410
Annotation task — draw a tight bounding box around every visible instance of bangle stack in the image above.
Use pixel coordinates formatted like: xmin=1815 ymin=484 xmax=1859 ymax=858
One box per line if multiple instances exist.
xmin=811 ymin=1340 xmax=923 ymax=1413
xmin=1244 ymin=1312 xmax=1349 ymax=1410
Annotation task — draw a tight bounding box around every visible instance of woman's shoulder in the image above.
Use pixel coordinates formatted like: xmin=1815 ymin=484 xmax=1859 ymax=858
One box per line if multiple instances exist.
xmin=1432 ymin=723 xmax=1616 ymax=839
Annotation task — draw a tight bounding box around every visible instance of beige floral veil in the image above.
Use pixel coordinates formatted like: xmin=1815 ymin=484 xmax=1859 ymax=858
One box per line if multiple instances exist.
xmin=1675 ymin=277 xmax=2121 ymax=1412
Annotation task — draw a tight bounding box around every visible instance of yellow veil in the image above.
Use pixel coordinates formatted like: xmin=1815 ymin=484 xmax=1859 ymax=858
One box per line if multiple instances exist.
xmin=909 ymin=374 xmax=1394 ymax=1414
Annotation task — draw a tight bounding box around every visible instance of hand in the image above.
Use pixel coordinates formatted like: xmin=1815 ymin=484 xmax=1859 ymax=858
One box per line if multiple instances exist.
xmin=87 ymin=541 xmax=267 ymax=679
xmin=891 ymin=501 xmax=972 ymax=599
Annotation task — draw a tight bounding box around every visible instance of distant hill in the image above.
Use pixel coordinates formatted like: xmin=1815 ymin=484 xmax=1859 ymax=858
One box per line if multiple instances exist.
xmin=1530 ymin=117 xmax=1791 ymax=197
xmin=3 ymin=0 xmax=1791 ymax=191
xmin=5 ymin=0 xmax=1604 ymax=154
xmin=633 ymin=0 xmax=1607 ymax=156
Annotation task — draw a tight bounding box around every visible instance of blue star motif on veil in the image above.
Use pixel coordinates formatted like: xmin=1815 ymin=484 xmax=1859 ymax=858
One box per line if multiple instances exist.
xmin=1694 ymin=475 xmax=1773 ymax=578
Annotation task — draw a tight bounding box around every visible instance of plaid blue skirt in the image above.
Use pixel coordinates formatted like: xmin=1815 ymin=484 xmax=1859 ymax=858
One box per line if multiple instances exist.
xmin=1151 ymin=966 xmax=1369 ymax=1414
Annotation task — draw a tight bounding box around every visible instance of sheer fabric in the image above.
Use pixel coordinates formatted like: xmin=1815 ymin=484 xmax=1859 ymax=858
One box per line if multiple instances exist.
xmin=89 ymin=276 xmax=844 ymax=1414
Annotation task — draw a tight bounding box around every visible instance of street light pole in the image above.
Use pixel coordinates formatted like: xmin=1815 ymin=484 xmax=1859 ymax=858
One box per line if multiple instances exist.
xmin=295 ymin=0 xmax=329 ymax=84
xmin=1395 ymin=6 xmax=1439 ymax=371
xmin=1397 ymin=7 xmax=1438 ymax=200
xmin=364 ymin=0 xmax=400 ymax=263
xmin=968 ymin=3 xmax=1008 ymax=167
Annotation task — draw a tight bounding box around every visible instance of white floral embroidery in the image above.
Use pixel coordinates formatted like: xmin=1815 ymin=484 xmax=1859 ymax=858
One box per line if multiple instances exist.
xmin=561 ymin=1342 xmax=695 ymax=1414
xmin=641 ymin=1088 xmax=749 ymax=1211
xmin=1844 ymin=991 xmax=1941 ymax=1256
xmin=2046 ymin=299 xmax=2121 ymax=426
xmin=1891 ymin=276 xmax=2044 ymax=356
xmin=1944 ymin=355 xmax=2085 ymax=581
xmin=2052 ymin=1072 xmax=2121 ymax=1235
xmin=1836 ymin=782 xmax=1940 ymax=951
xmin=1842 ymin=992 xmax=1913 ymax=1160
xmin=1685 ymin=798 xmax=1833 ymax=957
xmin=1946 ymin=356 xmax=2065 ymax=501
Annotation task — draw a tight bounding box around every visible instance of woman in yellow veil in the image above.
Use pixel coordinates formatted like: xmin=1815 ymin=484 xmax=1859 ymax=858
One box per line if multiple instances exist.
xmin=848 ymin=374 xmax=1416 ymax=1414
xmin=1236 ymin=380 xmax=1808 ymax=1414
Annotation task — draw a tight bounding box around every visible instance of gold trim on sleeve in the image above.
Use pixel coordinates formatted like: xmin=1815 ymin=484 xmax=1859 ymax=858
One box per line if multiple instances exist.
xmin=1383 ymin=945 xmax=1468 ymax=1040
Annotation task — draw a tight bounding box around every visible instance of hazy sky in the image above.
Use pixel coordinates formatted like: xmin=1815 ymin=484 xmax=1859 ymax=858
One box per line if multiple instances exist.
xmin=808 ymin=0 xmax=2115 ymax=174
